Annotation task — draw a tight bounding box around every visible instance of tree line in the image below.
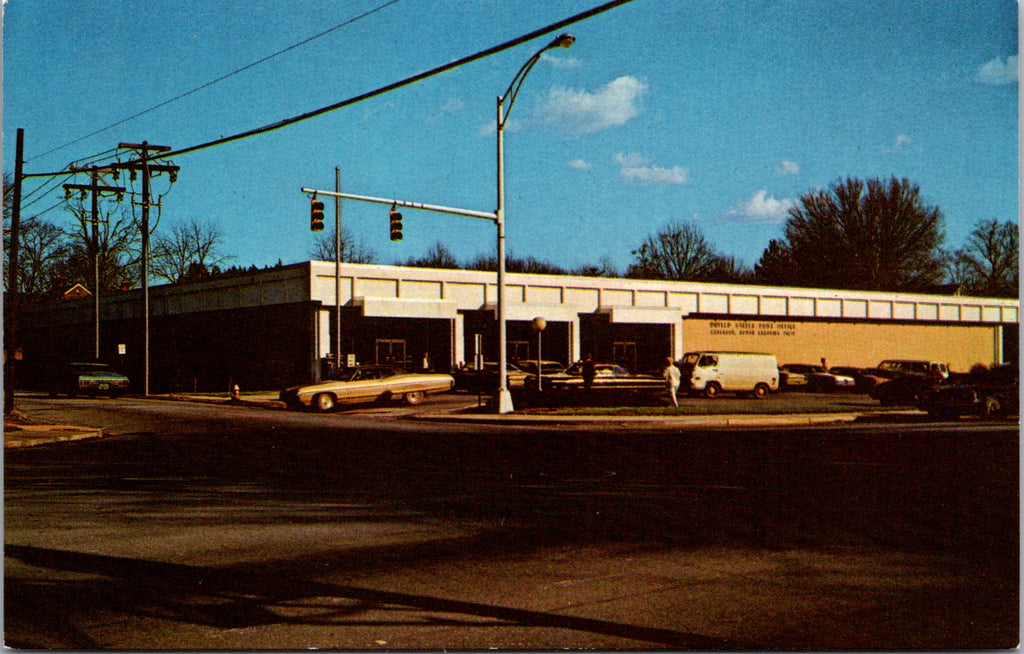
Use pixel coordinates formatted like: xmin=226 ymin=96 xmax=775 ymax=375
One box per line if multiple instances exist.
xmin=4 ymin=175 xmax=1018 ymax=305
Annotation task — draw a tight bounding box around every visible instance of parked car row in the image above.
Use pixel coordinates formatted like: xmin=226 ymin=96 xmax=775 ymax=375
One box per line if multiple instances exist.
xmin=41 ymin=352 xmax=1014 ymax=420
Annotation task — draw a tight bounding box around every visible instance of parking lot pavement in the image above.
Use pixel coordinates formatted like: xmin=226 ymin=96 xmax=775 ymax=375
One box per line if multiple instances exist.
xmin=5 ymin=390 xmax=935 ymax=449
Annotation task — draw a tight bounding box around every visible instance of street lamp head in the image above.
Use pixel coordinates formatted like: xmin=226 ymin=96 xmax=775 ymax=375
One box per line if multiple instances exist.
xmin=548 ymin=33 xmax=575 ymax=50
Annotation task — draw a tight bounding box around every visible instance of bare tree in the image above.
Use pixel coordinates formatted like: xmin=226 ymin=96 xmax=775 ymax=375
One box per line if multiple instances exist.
xmin=310 ymin=227 xmax=376 ymax=264
xmin=6 ymin=217 xmax=69 ymax=296
xmin=404 ymin=242 xmax=460 ymax=269
xmin=946 ymin=219 xmax=1018 ymax=297
xmin=151 ymin=219 xmax=232 ymax=284
xmin=61 ymin=196 xmax=140 ymax=292
xmin=628 ymin=221 xmax=720 ymax=280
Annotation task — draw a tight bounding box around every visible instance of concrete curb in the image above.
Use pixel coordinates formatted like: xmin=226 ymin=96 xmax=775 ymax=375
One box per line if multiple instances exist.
xmin=5 ymin=424 xmax=103 ymax=449
xmin=409 ymin=411 xmax=901 ymax=428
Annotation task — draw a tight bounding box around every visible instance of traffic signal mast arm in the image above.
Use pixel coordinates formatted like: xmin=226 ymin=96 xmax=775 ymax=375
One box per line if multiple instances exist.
xmin=301 ymin=188 xmax=498 ymax=223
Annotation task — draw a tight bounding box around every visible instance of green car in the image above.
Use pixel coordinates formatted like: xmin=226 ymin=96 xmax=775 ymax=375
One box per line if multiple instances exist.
xmin=49 ymin=362 xmax=130 ymax=398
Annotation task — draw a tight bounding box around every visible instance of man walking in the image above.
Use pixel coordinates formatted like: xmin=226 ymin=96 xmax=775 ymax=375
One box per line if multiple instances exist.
xmin=663 ymin=357 xmax=681 ymax=408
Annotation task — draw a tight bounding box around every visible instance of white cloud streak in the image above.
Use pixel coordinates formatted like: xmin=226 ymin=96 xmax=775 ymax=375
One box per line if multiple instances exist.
xmin=538 ymin=76 xmax=646 ymax=133
xmin=975 ymin=55 xmax=1018 ymax=85
xmin=614 ymin=152 xmax=689 ymax=185
xmin=775 ymin=160 xmax=800 ymax=176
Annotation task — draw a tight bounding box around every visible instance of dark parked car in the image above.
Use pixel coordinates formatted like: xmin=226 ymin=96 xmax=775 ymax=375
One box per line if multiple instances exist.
xmin=48 ymin=362 xmax=130 ymax=398
xmin=917 ymin=364 xmax=1018 ymax=419
xmin=538 ymin=362 xmax=662 ymax=391
xmin=451 ymin=362 xmax=528 ymax=393
xmin=825 ymin=366 xmax=874 ymax=393
xmin=868 ymin=359 xmax=951 ymax=405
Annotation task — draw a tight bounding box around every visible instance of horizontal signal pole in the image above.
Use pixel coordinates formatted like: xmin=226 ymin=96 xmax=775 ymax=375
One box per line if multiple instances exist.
xmin=301 ymin=188 xmax=497 ymax=223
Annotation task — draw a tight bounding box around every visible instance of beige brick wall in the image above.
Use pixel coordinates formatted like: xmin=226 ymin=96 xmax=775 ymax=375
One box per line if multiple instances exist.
xmin=682 ymin=318 xmax=1002 ymax=372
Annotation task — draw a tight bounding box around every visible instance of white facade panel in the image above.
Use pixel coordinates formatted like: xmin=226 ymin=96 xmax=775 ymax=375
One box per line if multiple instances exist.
xmin=893 ymin=302 xmax=915 ymax=320
xmin=817 ymin=298 xmax=843 ymax=318
xmin=400 ymin=280 xmax=443 ymax=301
xmin=868 ymin=301 xmax=892 ymax=319
xmin=916 ymin=303 xmax=939 ymax=320
xmin=961 ymin=305 xmax=982 ymax=322
xmin=939 ymin=304 xmax=961 ymax=321
xmin=731 ymin=295 xmax=759 ymax=315
xmin=637 ymin=290 xmax=667 ymax=307
xmin=844 ymin=300 xmax=868 ymax=318
xmin=761 ymin=296 xmax=787 ymax=315
xmin=700 ymin=293 xmax=729 ymax=314
xmin=789 ymin=297 xmax=815 ymax=316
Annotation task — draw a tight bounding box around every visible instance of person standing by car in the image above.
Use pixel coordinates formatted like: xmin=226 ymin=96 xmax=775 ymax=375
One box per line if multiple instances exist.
xmin=663 ymin=357 xmax=681 ymax=408
xmin=581 ymin=354 xmax=596 ymax=391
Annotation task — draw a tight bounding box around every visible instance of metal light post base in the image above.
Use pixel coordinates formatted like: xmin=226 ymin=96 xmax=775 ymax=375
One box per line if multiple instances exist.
xmin=496 ymin=387 xmax=515 ymax=414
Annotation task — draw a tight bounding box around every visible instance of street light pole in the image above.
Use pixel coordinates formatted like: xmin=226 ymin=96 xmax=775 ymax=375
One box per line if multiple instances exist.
xmin=334 ymin=167 xmax=342 ymax=377
xmin=494 ymin=33 xmax=574 ymax=414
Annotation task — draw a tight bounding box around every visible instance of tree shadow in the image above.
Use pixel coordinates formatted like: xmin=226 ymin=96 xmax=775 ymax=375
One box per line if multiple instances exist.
xmin=5 ymin=543 xmax=749 ymax=650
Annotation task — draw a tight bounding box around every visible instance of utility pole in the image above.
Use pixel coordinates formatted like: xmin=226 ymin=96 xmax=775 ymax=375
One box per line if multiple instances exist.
xmin=334 ymin=167 xmax=342 ymax=376
xmin=4 ymin=129 xmax=25 ymax=414
xmin=63 ymin=167 xmax=126 ymax=360
xmin=115 ymin=142 xmax=178 ymax=396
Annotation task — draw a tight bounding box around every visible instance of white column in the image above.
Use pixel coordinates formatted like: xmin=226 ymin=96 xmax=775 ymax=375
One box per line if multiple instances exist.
xmin=569 ymin=316 xmax=581 ymax=363
xmin=672 ymin=320 xmax=684 ymax=361
xmin=452 ymin=313 xmax=466 ymax=369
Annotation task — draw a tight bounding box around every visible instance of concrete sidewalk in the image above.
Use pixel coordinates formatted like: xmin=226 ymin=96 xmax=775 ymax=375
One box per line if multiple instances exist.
xmin=4 ymin=423 xmax=104 ymax=449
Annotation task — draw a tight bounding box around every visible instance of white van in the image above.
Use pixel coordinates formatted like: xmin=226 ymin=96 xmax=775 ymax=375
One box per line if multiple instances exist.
xmin=678 ymin=351 xmax=780 ymax=398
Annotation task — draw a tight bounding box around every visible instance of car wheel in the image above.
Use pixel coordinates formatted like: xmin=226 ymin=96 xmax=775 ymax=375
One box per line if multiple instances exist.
xmin=704 ymin=382 xmax=721 ymax=399
xmin=312 ymin=393 xmax=336 ymax=413
xmin=404 ymin=390 xmax=425 ymax=406
xmin=983 ymin=396 xmax=1003 ymax=417
xmin=752 ymin=383 xmax=770 ymax=399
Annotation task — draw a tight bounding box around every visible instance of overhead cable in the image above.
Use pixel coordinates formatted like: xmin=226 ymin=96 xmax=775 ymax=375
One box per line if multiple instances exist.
xmin=27 ymin=0 xmax=406 ymax=163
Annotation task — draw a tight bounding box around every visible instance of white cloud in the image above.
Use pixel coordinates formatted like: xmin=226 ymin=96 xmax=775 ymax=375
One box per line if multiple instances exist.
xmin=539 ymin=76 xmax=646 ymax=133
xmin=541 ymin=52 xmax=581 ymax=69
xmin=729 ymin=190 xmax=795 ymax=222
xmin=975 ymin=55 xmax=1018 ymax=85
xmin=439 ymin=97 xmax=465 ymax=114
xmin=614 ymin=152 xmax=689 ymax=185
xmin=775 ymin=160 xmax=800 ymax=176
xmin=567 ymin=158 xmax=592 ymax=170
xmin=893 ymin=134 xmax=912 ymax=149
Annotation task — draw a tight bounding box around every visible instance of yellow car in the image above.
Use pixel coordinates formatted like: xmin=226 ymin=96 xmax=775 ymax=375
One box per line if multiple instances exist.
xmin=279 ymin=365 xmax=454 ymax=412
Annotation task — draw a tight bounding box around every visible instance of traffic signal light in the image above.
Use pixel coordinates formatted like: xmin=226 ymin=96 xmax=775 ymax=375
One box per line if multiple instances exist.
xmin=389 ymin=205 xmax=403 ymax=241
xmin=310 ymin=198 xmax=325 ymax=232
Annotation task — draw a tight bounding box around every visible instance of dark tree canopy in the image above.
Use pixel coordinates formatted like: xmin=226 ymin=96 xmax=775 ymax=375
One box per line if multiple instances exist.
xmin=757 ymin=176 xmax=945 ymax=291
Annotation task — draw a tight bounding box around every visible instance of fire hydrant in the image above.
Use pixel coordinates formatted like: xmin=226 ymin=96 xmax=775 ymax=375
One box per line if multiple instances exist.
xmin=231 ymin=384 xmax=240 ymax=401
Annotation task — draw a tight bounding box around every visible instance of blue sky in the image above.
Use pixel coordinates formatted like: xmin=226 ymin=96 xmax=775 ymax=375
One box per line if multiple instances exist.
xmin=3 ymin=0 xmax=1019 ymax=274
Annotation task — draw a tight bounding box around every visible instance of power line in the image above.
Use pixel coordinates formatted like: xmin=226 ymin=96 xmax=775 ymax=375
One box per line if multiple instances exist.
xmin=27 ymin=0 xmax=406 ymax=163
xmin=161 ymin=0 xmax=635 ymax=161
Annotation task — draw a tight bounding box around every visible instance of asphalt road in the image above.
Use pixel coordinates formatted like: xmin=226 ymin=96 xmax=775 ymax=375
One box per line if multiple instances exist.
xmin=4 ymin=396 xmax=1019 ymax=649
